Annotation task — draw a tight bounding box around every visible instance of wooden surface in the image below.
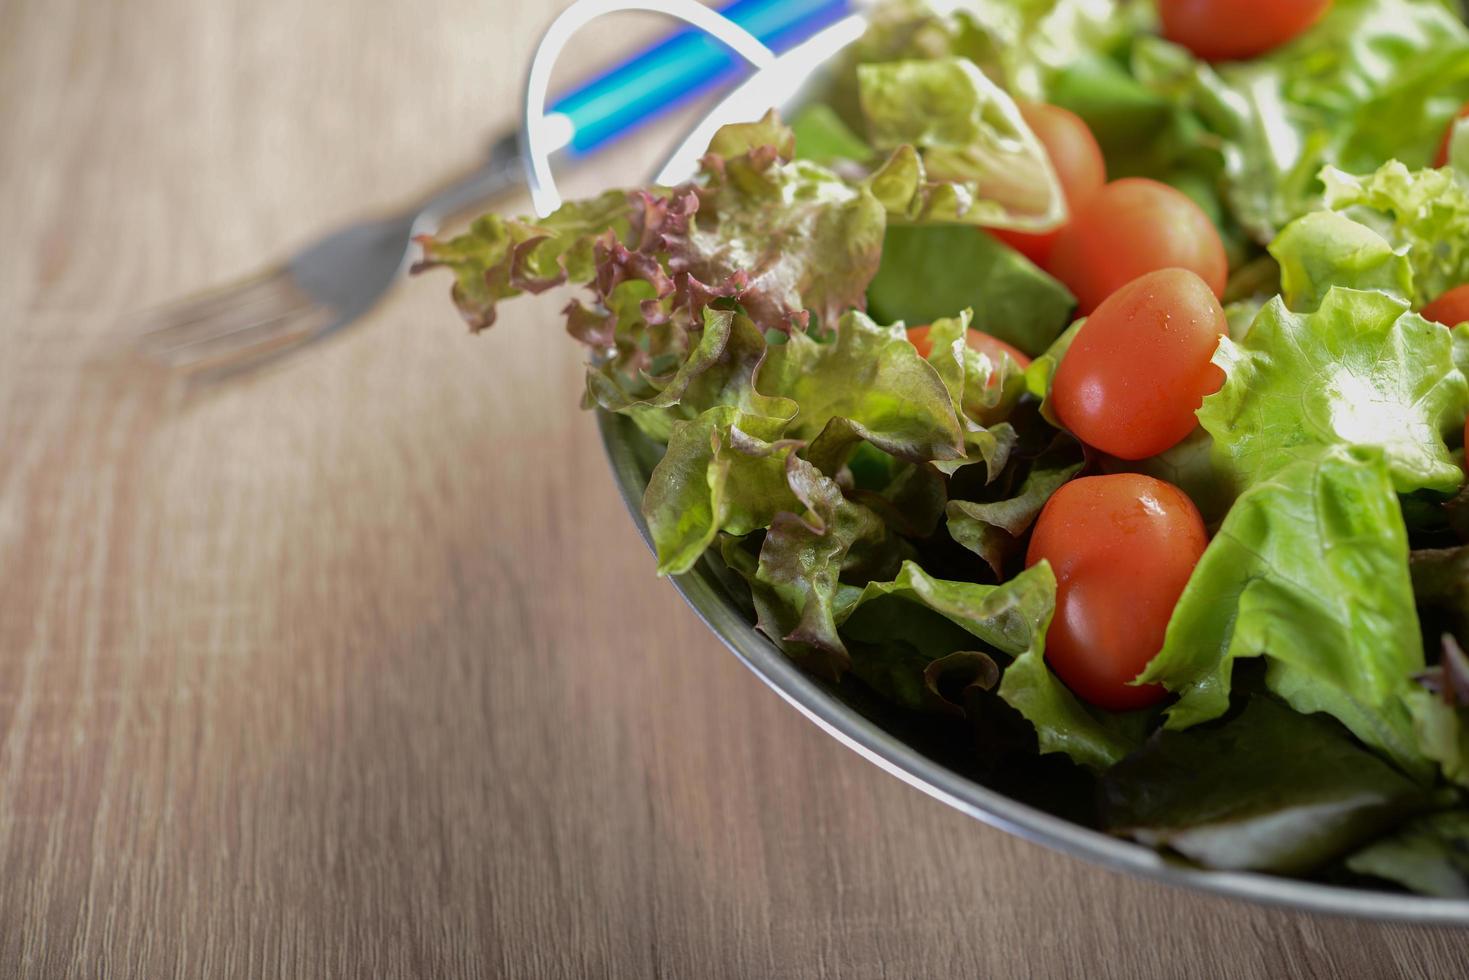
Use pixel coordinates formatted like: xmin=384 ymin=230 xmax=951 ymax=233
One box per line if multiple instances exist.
xmin=1 ymin=0 xmax=1466 ymax=976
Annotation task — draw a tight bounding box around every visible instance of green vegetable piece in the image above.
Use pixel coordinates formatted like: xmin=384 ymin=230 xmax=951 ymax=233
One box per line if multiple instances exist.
xmin=832 ymin=560 xmax=1146 ymax=770
xmin=866 ymin=225 xmax=1076 ymax=356
xmin=946 ymin=438 xmax=1084 ymax=576
xmin=1022 ymin=316 xmax=1084 ymax=427
xmin=763 ymin=310 xmax=965 ymax=465
xmin=851 ymin=0 xmax=1137 ymax=103
xmin=1268 ymin=211 xmax=1414 ymax=312
xmin=747 ymin=455 xmax=893 ymax=676
xmin=1103 ymin=698 xmax=1429 ymax=875
xmin=1347 ymin=811 xmax=1469 ymax=898
xmin=1319 ymin=159 xmax=1469 ymax=309
xmin=858 ymin=58 xmax=1065 ymax=231
xmin=1201 ymin=288 xmax=1468 ymax=496
xmin=1141 ymin=446 xmax=1434 ymax=781
xmin=413 ymin=190 xmax=634 ymax=331
xmin=642 ymin=407 xmax=800 ymax=576
xmin=789 ymin=104 xmax=872 ymax=165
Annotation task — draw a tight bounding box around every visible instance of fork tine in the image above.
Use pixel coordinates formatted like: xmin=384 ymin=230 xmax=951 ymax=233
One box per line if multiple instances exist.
xmin=155 ymin=303 xmax=338 ymax=377
xmin=134 ymin=269 xmax=316 ymax=358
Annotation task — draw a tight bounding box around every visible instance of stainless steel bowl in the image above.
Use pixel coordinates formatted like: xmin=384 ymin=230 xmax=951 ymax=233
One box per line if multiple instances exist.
xmin=576 ymin=13 xmax=1469 ymax=925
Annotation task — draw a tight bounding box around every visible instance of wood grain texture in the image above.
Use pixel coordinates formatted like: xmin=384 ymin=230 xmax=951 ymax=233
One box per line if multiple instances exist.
xmin=0 ymin=0 xmax=1465 ymax=976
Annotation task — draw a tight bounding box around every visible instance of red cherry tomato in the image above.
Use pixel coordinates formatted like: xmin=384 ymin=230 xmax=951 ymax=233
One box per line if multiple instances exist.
xmin=991 ymin=103 xmax=1107 ymax=267
xmin=1437 ymin=105 xmax=1469 ymax=168
xmin=1026 ymin=474 xmax=1208 ymax=711
xmin=1046 ymin=179 xmax=1228 ymax=314
xmin=1423 ymin=285 xmax=1469 ymax=328
xmin=1052 ymin=268 xmax=1227 ymax=460
xmin=906 ymin=326 xmax=1032 ymax=369
xmin=1159 ymin=0 xmax=1332 ymax=62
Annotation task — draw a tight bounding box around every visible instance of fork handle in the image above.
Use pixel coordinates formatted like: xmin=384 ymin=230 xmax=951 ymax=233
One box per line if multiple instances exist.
xmin=411 ymin=134 xmax=526 ymax=231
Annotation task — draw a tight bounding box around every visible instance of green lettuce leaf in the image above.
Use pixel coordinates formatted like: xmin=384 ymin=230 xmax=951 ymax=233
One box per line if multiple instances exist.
xmin=761 ymin=310 xmax=965 ymax=467
xmin=1200 ymin=288 xmax=1468 ymax=495
xmin=849 ymin=0 xmax=1137 ymax=103
xmin=1023 ymin=316 xmax=1084 ymax=427
xmin=1103 ymin=697 xmax=1430 ymax=874
xmin=858 ymin=58 xmax=1066 ymax=231
xmin=789 ymin=104 xmax=873 ymax=166
xmin=1132 ymin=0 xmax=1469 ymax=243
xmin=642 ymin=407 xmax=800 ymax=576
xmin=588 ymin=306 xmax=796 ymax=441
xmin=1267 ymin=211 xmax=1415 ymax=312
xmin=865 ymin=224 xmax=1076 ymax=356
xmin=835 ymin=559 xmax=1050 ymax=656
xmin=833 ymin=559 xmax=1145 ymax=770
xmin=1346 ymin=810 xmax=1469 ymax=897
xmin=1140 ymin=446 xmax=1434 ymax=781
xmin=739 ymin=455 xmax=896 ymax=677
xmin=1319 ymin=159 xmax=1469 ymax=308
xmin=915 ymin=312 xmax=1026 ymax=479
xmin=946 ymin=436 xmax=1084 ymax=576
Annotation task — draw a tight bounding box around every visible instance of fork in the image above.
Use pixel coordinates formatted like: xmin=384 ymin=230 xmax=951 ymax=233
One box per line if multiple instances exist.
xmin=133 ymin=0 xmax=855 ymax=380
xmin=134 ymin=135 xmax=524 ymax=378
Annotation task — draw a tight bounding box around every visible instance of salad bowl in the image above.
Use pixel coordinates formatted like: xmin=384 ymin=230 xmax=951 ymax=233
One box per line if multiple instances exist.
xmin=506 ymin=0 xmax=1469 ymax=923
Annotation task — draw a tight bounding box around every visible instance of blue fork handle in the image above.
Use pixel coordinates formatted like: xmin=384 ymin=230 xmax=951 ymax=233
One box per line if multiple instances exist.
xmin=549 ymin=0 xmax=855 ymax=154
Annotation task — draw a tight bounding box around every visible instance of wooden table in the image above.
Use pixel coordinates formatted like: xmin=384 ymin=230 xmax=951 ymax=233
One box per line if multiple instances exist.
xmin=2 ymin=0 xmax=1465 ymax=975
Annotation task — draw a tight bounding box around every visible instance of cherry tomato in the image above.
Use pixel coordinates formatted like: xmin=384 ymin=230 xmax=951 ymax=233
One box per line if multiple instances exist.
xmin=1046 ymin=179 xmax=1228 ymax=314
xmin=1026 ymin=474 xmax=1208 ymax=711
xmin=1436 ymin=104 xmax=1469 ymax=168
xmin=991 ymin=103 xmax=1107 ymax=267
xmin=1159 ymin=0 xmax=1332 ymax=62
xmin=1423 ymin=285 xmax=1469 ymax=328
xmin=906 ymin=326 xmax=1032 ymax=369
xmin=1052 ymin=268 xmax=1227 ymax=460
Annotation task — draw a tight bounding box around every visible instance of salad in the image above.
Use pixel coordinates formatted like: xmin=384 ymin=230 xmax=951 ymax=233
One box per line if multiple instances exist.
xmin=418 ymin=0 xmax=1469 ymax=897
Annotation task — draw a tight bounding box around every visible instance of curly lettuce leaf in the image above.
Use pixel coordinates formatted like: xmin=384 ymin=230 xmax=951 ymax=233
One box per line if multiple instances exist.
xmin=835 ymin=559 xmax=1050 ymax=655
xmin=642 ymin=407 xmax=801 ymax=576
xmin=676 ymin=114 xmax=888 ymax=330
xmin=915 ymin=312 xmax=1026 ymax=479
xmin=1347 ymin=810 xmax=1469 ymax=898
xmin=1103 ymin=697 xmax=1430 ymax=875
xmin=1267 ymin=211 xmax=1415 ymax=312
xmin=1140 ymin=446 xmax=1435 ymax=781
xmin=858 ymin=58 xmax=1065 ymax=231
xmin=865 ymin=224 xmax=1076 ymax=356
xmin=412 ymin=190 xmax=636 ymax=331
xmin=1133 ymin=0 xmax=1469 ymax=242
xmin=588 ymin=306 xmax=796 ymax=441
xmin=761 ymin=310 xmax=966 ymax=467
xmin=732 ymin=455 xmax=896 ymax=677
xmin=419 ymin=112 xmax=888 ymax=352
xmin=1200 ymin=288 xmax=1468 ymax=495
xmin=849 ymin=0 xmax=1136 ymax=103
xmin=1319 ymin=159 xmax=1469 ymax=308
